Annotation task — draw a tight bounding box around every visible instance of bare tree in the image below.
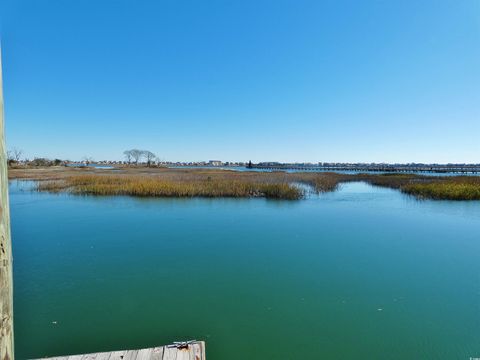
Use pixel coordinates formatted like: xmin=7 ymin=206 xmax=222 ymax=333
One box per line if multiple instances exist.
xmin=130 ymin=149 xmax=143 ymax=165
xmin=7 ymin=147 xmax=23 ymax=162
xmin=82 ymin=156 xmax=94 ymax=165
xmin=143 ymin=150 xmax=156 ymax=167
xmin=13 ymin=148 xmax=22 ymax=161
xmin=124 ymin=149 xmax=156 ymax=166
xmin=123 ymin=150 xmax=133 ymax=164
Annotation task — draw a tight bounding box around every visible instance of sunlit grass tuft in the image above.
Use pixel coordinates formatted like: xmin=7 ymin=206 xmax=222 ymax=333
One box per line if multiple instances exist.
xmin=401 ymin=181 xmax=480 ymax=200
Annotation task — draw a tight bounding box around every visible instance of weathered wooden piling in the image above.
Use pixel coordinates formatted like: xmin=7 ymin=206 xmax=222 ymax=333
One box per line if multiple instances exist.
xmin=0 ymin=46 xmax=15 ymax=360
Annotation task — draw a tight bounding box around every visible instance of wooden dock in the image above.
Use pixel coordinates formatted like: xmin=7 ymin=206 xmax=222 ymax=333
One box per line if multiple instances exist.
xmin=35 ymin=341 xmax=206 ymax=360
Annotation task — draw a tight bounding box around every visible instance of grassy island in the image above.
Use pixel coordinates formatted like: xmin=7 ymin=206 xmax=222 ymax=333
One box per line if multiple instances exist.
xmin=8 ymin=166 xmax=480 ymax=201
xmin=36 ymin=174 xmax=305 ymax=200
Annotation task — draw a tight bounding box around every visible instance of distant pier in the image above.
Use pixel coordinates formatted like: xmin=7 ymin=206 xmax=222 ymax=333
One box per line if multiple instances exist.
xmin=35 ymin=341 xmax=206 ymax=360
xmin=250 ymin=164 xmax=480 ymax=174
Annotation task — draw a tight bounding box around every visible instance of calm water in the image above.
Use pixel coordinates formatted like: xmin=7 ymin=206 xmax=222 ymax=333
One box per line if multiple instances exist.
xmin=10 ymin=181 xmax=480 ymax=359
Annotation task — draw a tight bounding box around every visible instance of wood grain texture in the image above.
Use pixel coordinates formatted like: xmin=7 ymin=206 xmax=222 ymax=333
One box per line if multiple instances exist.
xmin=0 ymin=45 xmax=14 ymax=360
xmin=66 ymin=355 xmax=84 ymax=360
xmin=34 ymin=342 xmax=205 ymax=360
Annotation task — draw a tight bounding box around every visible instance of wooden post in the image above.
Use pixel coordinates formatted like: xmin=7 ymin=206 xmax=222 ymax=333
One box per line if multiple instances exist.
xmin=0 ymin=46 xmax=14 ymax=359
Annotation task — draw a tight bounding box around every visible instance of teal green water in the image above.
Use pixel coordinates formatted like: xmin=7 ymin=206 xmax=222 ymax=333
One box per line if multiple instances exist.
xmin=10 ymin=181 xmax=480 ymax=359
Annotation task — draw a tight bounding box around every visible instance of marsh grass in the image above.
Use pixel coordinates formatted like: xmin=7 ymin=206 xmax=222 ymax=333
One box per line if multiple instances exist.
xmin=25 ymin=167 xmax=480 ymax=200
xmin=37 ymin=174 xmax=305 ymax=200
xmin=401 ymin=177 xmax=480 ymax=200
xmin=338 ymin=174 xmax=480 ymax=200
xmin=36 ymin=181 xmax=68 ymax=192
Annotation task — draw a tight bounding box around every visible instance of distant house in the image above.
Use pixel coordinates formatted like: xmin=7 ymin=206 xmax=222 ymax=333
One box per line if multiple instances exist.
xmin=208 ymin=160 xmax=223 ymax=166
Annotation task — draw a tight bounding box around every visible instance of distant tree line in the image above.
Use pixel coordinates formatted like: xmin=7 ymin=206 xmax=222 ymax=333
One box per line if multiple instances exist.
xmin=6 ymin=146 xmax=160 ymax=168
xmin=29 ymin=158 xmax=64 ymax=166
xmin=123 ymin=149 xmax=157 ymax=167
xmin=7 ymin=147 xmax=66 ymax=167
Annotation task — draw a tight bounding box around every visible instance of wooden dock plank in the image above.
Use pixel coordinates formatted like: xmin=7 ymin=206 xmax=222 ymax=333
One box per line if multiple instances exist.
xmin=192 ymin=342 xmax=205 ymax=360
xmin=161 ymin=346 xmax=177 ymax=360
xmin=135 ymin=348 xmax=153 ymax=360
xmin=121 ymin=349 xmax=139 ymax=360
xmin=174 ymin=349 xmax=190 ymax=360
xmin=67 ymin=356 xmax=84 ymax=360
xmin=82 ymin=352 xmax=112 ymax=360
xmin=34 ymin=342 xmax=205 ymax=360
xmin=149 ymin=347 xmax=164 ymax=360
xmin=108 ymin=350 xmax=128 ymax=360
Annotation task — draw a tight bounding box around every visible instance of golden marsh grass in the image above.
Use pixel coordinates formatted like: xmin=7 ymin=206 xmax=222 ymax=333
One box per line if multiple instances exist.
xmin=9 ymin=167 xmax=480 ymax=200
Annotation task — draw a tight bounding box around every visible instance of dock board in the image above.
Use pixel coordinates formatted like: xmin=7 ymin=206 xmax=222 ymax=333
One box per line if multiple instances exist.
xmin=35 ymin=341 xmax=206 ymax=360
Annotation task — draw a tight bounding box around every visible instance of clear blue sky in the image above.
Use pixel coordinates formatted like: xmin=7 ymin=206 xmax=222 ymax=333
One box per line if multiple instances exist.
xmin=1 ymin=0 xmax=479 ymax=163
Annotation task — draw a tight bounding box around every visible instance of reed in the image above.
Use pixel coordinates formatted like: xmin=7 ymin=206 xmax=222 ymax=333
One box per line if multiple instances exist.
xmin=36 ymin=180 xmax=68 ymax=192
xmin=19 ymin=167 xmax=480 ymax=201
xmin=401 ymin=178 xmax=480 ymax=200
xmin=40 ymin=174 xmax=305 ymax=200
